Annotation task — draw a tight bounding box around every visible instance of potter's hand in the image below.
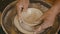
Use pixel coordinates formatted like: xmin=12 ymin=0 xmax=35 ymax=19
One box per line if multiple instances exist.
xmin=34 ymin=0 xmax=60 ymax=34
xmin=16 ymin=0 xmax=29 ymax=19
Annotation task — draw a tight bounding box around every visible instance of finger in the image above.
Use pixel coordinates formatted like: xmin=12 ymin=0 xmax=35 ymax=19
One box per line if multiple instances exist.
xmin=23 ymin=0 xmax=29 ymax=12
xmin=16 ymin=3 xmax=23 ymax=20
xmin=34 ymin=32 xmax=39 ymax=34
xmin=34 ymin=25 xmax=42 ymax=34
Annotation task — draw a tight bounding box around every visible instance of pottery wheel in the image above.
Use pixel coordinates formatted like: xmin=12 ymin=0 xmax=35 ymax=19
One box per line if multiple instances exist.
xmin=1 ymin=0 xmax=59 ymax=34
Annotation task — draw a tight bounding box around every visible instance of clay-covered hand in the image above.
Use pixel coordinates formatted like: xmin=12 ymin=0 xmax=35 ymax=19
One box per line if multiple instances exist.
xmin=34 ymin=0 xmax=60 ymax=34
xmin=16 ymin=0 xmax=29 ymax=19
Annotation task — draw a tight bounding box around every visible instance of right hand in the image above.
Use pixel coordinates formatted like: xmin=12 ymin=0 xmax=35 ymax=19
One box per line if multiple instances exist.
xmin=34 ymin=0 xmax=60 ymax=34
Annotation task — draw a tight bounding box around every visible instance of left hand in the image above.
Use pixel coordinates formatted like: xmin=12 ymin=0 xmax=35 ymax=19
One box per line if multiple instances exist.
xmin=16 ymin=0 xmax=29 ymax=19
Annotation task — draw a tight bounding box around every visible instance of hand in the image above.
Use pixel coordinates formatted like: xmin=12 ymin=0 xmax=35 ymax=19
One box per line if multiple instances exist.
xmin=16 ymin=0 xmax=29 ymax=19
xmin=34 ymin=0 xmax=60 ymax=34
